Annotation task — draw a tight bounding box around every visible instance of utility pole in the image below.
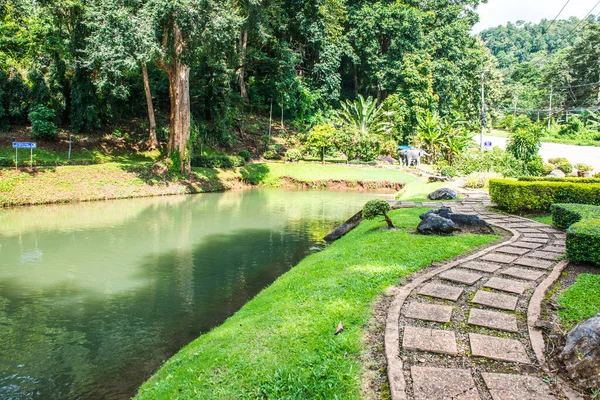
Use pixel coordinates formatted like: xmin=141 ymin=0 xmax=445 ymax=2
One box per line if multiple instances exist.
xmin=480 ymin=70 xmax=486 ymax=151
xmin=548 ymin=86 xmax=553 ymax=129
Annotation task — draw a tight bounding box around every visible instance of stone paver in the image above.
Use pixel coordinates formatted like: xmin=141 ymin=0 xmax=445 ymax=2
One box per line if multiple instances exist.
xmin=482 ymin=373 xmax=557 ymax=400
xmin=439 ymin=269 xmax=483 ymax=285
xmin=510 ymin=241 xmax=543 ymax=249
xmin=495 ymin=246 xmax=530 ymax=256
xmin=405 ymin=302 xmax=453 ymax=323
xmin=501 ymin=267 xmax=544 ymax=281
xmin=468 ymin=308 xmax=519 ymax=332
xmin=411 ymin=367 xmax=479 ymax=400
xmin=418 ymin=283 xmax=463 ymax=301
xmin=484 ymin=277 xmax=529 ymax=294
xmin=403 ymin=326 xmax=458 ymax=355
xmin=480 ymin=253 xmax=518 ymax=264
xmin=460 ymin=261 xmax=503 ymax=273
xmin=529 ymin=251 xmax=561 ymax=261
xmin=513 ymin=257 xmax=554 ymax=270
xmin=469 ymin=333 xmax=530 ymax=364
xmin=472 ymin=290 xmax=518 ymax=311
xmin=543 ymin=245 xmax=565 ymax=253
xmin=520 ymin=237 xmax=549 ymax=244
xmin=384 ymin=193 xmax=569 ymax=400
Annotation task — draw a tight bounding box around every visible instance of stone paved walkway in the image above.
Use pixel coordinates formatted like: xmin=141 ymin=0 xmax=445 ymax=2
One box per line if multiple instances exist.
xmin=385 ymin=192 xmax=576 ymax=400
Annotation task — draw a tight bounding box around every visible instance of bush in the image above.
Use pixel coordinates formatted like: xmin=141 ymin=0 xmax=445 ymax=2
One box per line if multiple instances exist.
xmin=463 ymin=172 xmax=501 ymax=189
xmin=455 ymin=147 xmax=528 ymax=178
xmin=566 ymin=218 xmax=600 ymax=265
xmin=542 ymin=163 xmax=555 ymax=175
xmin=489 ymin=179 xmax=600 ymax=213
xmin=238 ymin=150 xmax=252 ymax=162
xmin=440 ymin=166 xmax=458 ymax=178
xmin=506 ymin=126 xmax=541 ymax=162
xmin=518 ymin=176 xmax=600 ymax=184
xmin=285 ymin=148 xmax=303 ymax=163
xmin=551 ymin=203 xmax=600 ymax=229
xmin=548 ymin=157 xmax=569 ymax=165
xmin=263 ymin=150 xmax=279 ymax=160
xmin=510 ymin=115 xmax=533 ymax=133
xmin=555 ymin=160 xmax=573 ymax=174
xmin=29 ymin=105 xmax=58 ymax=139
xmin=574 ymin=163 xmax=593 ymax=173
xmin=524 ymin=155 xmax=544 ymax=176
xmin=595 ymin=172 xmax=600 ymax=179
xmin=362 ymin=199 xmax=394 ymax=228
xmin=191 ymin=155 xmax=245 ymax=168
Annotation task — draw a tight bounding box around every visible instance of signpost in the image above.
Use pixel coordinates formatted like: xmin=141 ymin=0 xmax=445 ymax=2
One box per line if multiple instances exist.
xmin=12 ymin=142 xmax=37 ymax=170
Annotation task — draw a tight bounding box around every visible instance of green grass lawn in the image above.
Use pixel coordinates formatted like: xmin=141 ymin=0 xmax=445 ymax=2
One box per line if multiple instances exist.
xmin=136 ymin=208 xmax=499 ymax=399
xmin=396 ymin=179 xmax=460 ymax=202
xmin=0 ymin=146 xmax=159 ymax=166
xmin=557 ymin=273 xmax=600 ymax=330
xmin=529 ymin=215 xmax=552 ymax=225
xmin=263 ymin=162 xmax=416 ymax=184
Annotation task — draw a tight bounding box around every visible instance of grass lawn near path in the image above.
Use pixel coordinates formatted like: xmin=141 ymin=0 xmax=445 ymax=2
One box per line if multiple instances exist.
xmin=529 ymin=215 xmax=552 ymax=225
xmin=396 ymin=179 xmax=460 ymax=202
xmin=262 ymin=162 xmax=416 ymax=184
xmin=557 ymin=273 xmax=600 ymax=330
xmin=136 ymin=208 xmax=500 ymax=399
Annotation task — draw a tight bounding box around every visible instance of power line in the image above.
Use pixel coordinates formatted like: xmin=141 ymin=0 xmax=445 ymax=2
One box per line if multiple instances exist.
xmin=566 ymin=0 xmax=600 ymax=39
xmin=547 ymin=0 xmax=572 ymax=32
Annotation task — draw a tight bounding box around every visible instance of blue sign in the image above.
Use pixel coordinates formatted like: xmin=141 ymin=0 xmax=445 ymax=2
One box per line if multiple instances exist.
xmin=13 ymin=142 xmax=37 ymax=149
xmin=484 ymin=141 xmax=493 ymax=148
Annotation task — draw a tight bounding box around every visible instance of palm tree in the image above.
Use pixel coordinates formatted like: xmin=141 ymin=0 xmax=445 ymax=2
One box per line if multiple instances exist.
xmin=335 ymin=95 xmax=394 ymax=136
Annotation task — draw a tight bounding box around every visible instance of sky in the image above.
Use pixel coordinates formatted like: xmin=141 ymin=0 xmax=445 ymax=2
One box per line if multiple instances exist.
xmin=473 ymin=0 xmax=600 ymax=33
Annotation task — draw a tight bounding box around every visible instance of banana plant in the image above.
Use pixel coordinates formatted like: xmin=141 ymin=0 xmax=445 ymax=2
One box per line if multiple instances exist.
xmin=335 ymin=95 xmax=394 ymax=136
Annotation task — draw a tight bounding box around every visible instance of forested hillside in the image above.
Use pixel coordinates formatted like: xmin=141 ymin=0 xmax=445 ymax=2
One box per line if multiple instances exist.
xmin=0 ymin=0 xmax=490 ymax=172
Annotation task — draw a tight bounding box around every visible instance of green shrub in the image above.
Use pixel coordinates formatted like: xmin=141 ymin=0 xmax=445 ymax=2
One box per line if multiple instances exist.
xmin=238 ymin=150 xmax=252 ymax=162
xmin=510 ymin=115 xmax=533 ymax=133
xmin=506 ymin=126 xmax=541 ymax=162
xmin=489 ymin=179 xmax=600 ymax=213
xmin=29 ymin=105 xmax=58 ymax=139
xmin=362 ymin=199 xmax=394 ymax=228
xmin=464 ymin=172 xmax=501 ymax=189
xmin=518 ymin=176 xmax=600 ymax=184
xmin=567 ymin=218 xmax=600 ymax=265
xmin=440 ymin=166 xmax=458 ymax=178
xmin=595 ymin=172 xmax=600 ymax=179
xmin=285 ymin=148 xmax=303 ymax=162
xmin=191 ymin=155 xmax=245 ymax=168
xmin=524 ymin=155 xmax=544 ymax=176
xmin=548 ymin=157 xmax=569 ymax=165
xmin=263 ymin=150 xmax=279 ymax=160
xmin=551 ymin=203 xmax=600 ymax=229
xmin=555 ymin=160 xmax=573 ymax=174
xmin=574 ymin=163 xmax=593 ymax=173
xmin=542 ymin=163 xmax=555 ymax=175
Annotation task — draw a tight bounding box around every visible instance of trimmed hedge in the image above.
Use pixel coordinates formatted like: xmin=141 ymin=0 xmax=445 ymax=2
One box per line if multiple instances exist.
xmin=489 ymin=179 xmax=600 ymax=213
xmin=518 ymin=176 xmax=600 ymax=184
xmin=551 ymin=203 xmax=600 ymax=229
xmin=551 ymin=203 xmax=600 ymax=265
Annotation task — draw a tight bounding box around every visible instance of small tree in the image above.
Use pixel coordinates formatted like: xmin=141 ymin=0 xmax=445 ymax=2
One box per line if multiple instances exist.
xmin=363 ymin=199 xmax=395 ymax=228
xmin=305 ymin=124 xmax=336 ymax=163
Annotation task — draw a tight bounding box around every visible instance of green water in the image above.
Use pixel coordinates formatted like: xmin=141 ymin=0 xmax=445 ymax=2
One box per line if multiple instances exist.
xmin=0 ymin=189 xmax=387 ymax=399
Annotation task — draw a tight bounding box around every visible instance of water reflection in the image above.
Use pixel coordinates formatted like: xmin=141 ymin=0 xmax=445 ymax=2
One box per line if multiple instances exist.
xmin=0 ymin=189 xmax=386 ymax=399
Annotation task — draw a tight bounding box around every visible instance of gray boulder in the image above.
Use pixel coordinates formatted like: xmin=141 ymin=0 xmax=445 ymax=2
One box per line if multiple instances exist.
xmin=417 ymin=214 xmax=459 ymax=235
xmin=420 ymin=206 xmax=452 ymax=220
xmin=448 ymin=214 xmax=494 ymax=234
xmin=548 ymin=169 xmax=566 ymax=177
xmin=428 ymin=188 xmax=458 ymax=201
xmin=560 ymin=312 xmax=600 ymax=389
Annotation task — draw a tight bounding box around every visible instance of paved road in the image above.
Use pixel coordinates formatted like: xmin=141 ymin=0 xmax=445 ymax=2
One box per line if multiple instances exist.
xmin=479 ymin=135 xmax=600 ymax=173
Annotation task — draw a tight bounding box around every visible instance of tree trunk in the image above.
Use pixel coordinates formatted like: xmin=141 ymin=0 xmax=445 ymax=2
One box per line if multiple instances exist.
xmin=238 ymin=28 xmax=248 ymax=103
xmin=383 ymin=212 xmax=394 ymax=229
xmin=141 ymin=62 xmax=158 ymax=150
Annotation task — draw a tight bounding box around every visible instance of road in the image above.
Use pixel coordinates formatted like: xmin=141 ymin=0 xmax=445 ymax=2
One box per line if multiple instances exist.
xmin=479 ymin=135 xmax=600 ymax=173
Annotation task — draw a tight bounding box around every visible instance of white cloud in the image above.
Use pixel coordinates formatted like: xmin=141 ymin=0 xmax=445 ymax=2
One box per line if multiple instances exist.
xmin=473 ymin=0 xmax=600 ymax=33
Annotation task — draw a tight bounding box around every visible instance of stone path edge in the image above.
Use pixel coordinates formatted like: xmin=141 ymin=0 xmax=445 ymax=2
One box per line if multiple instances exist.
xmin=384 ymin=222 xmax=521 ymax=400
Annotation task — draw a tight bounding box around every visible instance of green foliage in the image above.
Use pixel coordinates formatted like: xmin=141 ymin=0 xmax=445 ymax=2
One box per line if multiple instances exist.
xmin=413 ymin=111 xmax=474 ymax=165
xmin=455 ymin=147 xmax=534 ymax=178
xmin=519 ymin=176 xmax=600 ymax=184
xmin=336 ymin=95 xmax=393 ymax=137
xmin=551 ymin=203 xmax=600 ymax=265
xmin=305 ymin=124 xmax=336 ymax=162
xmin=28 ymin=105 xmax=57 ymax=139
xmin=506 ymin=125 xmax=541 ymax=162
xmin=284 ymin=148 xmax=303 ymax=163
xmin=489 ymin=179 xmax=600 ymax=213
xmin=557 ymin=274 xmax=600 ymax=329
xmin=362 ymin=199 xmax=394 ymax=228
xmin=574 ymin=163 xmax=593 ymax=173
xmin=263 ymin=150 xmax=279 ymax=160
xmin=509 ymin=115 xmax=533 ymax=133
xmin=191 ymin=155 xmax=245 ymax=169
xmin=440 ymin=167 xmax=458 ymax=178
xmin=238 ymin=150 xmax=252 ymax=162
xmin=555 ymin=160 xmax=573 ymax=174
xmin=542 ymin=163 xmax=555 ymax=175
xmin=551 ymin=203 xmax=600 ymax=229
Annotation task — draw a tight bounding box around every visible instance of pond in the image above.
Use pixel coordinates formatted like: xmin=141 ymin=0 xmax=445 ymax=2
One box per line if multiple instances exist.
xmin=0 ymin=189 xmax=387 ymax=399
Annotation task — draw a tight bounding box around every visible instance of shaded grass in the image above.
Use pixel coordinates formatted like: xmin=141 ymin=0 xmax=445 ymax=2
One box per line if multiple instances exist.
xmin=557 ymin=273 xmax=600 ymax=330
xmin=396 ymin=179 xmax=459 ymax=202
xmin=136 ymin=208 xmax=499 ymax=399
xmin=0 ymin=147 xmax=160 ymax=167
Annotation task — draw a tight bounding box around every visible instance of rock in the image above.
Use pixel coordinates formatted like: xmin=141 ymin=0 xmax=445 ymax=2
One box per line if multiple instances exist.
xmin=447 ymin=214 xmax=494 ymax=234
xmin=548 ymin=169 xmax=566 ymax=177
xmin=420 ymin=207 xmax=452 ymax=220
xmin=419 ymin=210 xmax=438 ymax=220
xmin=560 ymin=312 xmax=600 ymax=389
xmin=417 ymin=214 xmax=459 ymax=235
xmin=428 ymin=176 xmax=450 ymax=183
xmin=428 ymin=188 xmax=459 ymax=201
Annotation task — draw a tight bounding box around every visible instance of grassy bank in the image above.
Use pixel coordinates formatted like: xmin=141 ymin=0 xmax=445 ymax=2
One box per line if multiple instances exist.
xmin=0 ymin=162 xmax=415 ymax=207
xmin=557 ymin=273 xmax=600 ymax=330
xmin=135 ymin=208 xmax=499 ymax=399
